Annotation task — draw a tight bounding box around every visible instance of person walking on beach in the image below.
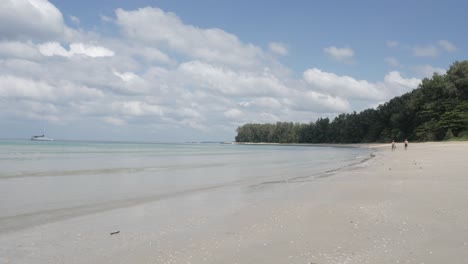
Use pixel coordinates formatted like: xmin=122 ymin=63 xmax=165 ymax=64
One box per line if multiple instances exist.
xmin=391 ymin=140 xmax=396 ymax=152
xmin=404 ymin=139 xmax=408 ymax=150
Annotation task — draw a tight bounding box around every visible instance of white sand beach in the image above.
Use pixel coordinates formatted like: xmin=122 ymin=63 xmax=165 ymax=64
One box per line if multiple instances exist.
xmin=1 ymin=142 xmax=468 ymax=264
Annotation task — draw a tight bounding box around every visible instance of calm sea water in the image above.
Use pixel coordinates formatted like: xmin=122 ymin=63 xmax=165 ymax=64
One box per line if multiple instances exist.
xmin=0 ymin=140 xmax=371 ymax=231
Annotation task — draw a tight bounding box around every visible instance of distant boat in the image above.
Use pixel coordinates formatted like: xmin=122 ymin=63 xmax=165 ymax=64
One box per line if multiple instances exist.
xmin=31 ymin=135 xmax=54 ymax=141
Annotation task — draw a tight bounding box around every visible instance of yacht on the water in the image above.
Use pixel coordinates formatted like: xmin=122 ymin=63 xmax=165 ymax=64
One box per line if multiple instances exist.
xmin=31 ymin=135 xmax=54 ymax=141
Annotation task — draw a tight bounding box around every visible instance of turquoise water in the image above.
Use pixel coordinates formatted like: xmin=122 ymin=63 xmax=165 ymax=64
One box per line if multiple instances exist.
xmin=0 ymin=140 xmax=371 ymax=231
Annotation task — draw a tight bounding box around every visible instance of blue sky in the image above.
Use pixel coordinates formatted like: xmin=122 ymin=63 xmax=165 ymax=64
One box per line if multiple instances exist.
xmin=0 ymin=0 xmax=466 ymax=141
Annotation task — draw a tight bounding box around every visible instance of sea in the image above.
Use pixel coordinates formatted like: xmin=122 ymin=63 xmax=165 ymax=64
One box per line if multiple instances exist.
xmin=0 ymin=139 xmax=372 ymax=233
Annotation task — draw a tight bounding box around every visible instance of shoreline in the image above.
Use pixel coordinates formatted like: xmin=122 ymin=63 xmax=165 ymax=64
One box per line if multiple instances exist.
xmin=233 ymin=140 xmax=461 ymax=149
xmin=0 ymin=145 xmax=372 ymax=234
xmin=234 ymin=141 xmax=374 ymax=149
xmin=1 ymin=142 xmax=467 ymax=263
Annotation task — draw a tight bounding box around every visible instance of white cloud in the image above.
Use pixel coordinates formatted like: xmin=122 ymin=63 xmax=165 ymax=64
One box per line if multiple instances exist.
xmin=113 ymin=70 xmax=149 ymax=94
xmin=323 ymin=46 xmax=354 ymax=63
xmin=411 ymin=65 xmax=446 ymax=78
xmin=385 ymin=57 xmax=401 ymax=67
xmin=131 ymin=46 xmax=174 ymax=64
xmin=38 ymin=42 xmax=69 ymax=57
xmin=113 ymin=70 xmax=139 ymax=82
xmin=386 ymin=41 xmax=399 ymax=48
xmin=304 ymin=68 xmax=420 ymax=101
xmin=0 ymin=75 xmax=104 ymax=102
xmin=286 ymin=90 xmax=351 ymax=113
xmin=224 ymin=109 xmax=243 ymax=119
xmin=269 ymin=42 xmax=288 ymax=56
xmin=115 ymin=7 xmax=263 ymax=68
xmin=178 ymin=60 xmax=288 ymax=96
xmin=0 ymin=75 xmax=55 ymax=101
xmin=38 ymin=42 xmax=114 ymax=57
xmin=304 ymin=68 xmax=383 ymax=100
xmin=0 ymin=75 xmax=104 ymax=123
xmin=239 ymin=97 xmax=282 ymax=109
xmin=0 ymin=58 xmax=43 ymax=78
xmin=69 ymin=43 xmax=115 ymax=57
xmin=117 ymin=101 xmax=164 ymax=117
xmin=438 ymin=40 xmax=457 ymax=52
xmin=2 ymin=100 xmax=62 ymax=123
xmin=413 ymin=45 xmax=438 ymax=57
xmin=175 ymin=108 xmax=201 ymax=118
xmin=0 ymin=41 xmax=41 ymax=59
xmin=0 ymin=0 xmax=65 ymax=40
xmin=257 ymin=113 xmax=279 ymax=123
xmin=383 ymin=71 xmax=421 ymax=89
xmin=104 ymin=117 xmax=126 ymax=126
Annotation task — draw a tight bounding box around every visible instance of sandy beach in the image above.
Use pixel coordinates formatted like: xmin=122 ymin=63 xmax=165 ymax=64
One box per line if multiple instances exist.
xmin=1 ymin=141 xmax=468 ymax=264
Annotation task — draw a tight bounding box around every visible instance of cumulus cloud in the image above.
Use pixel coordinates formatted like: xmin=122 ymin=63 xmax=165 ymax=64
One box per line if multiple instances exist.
xmin=224 ymin=109 xmax=243 ymax=119
xmin=131 ymin=46 xmax=174 ymax=64
xmin=303 ymin=68 xmax=420 ymax=101
xmin=383 ymin=71 xmax=421 ymax=89
xmin=269 ymin=42 xmax=288 ymax=56
xmin=178 ymin=60 xmax=288 ymax=96
xmin=112 ymin=70 xmax=149 ymax=94
xmin=68 ymin=43 xmax=115 ymax=57
xmin=304 ymin=68 xmax=383 ymax=100
xmin=239 ymin=97 xmax=282 ymax=109
xmin=1 ymin=100 xmax=62 ymax=123
xmin=113 ymin=70 xmax=139 ymax=82
xmin=0 ymin=75 xmax=55 ymax=101
xmin=115 ymin=7 xmax=263 ymax=68
xmin=438 ymin=40 xmax=457 ymax=52
xmin=412 ymin=65 xmax=446 ymax=78
xmin=323 ymin=46 xmax=354 ymax=63
xmin=116 ymin=101 xmax=164 ymax=117
xmin=0 ymin=75 xmax=104 ymax=102
xmin=286 ymin=90 xmax=351 ymax=113
xmin=38 ymin=42 xmax=114 ymax=57
xmin=413 ymin=45 xmax=438 ymax=57
xmin=0 ymin=41 xmax=41 ymax=59
xmin=0 ymin=0 xmax=65 ymax=40
xmin=0 ymin=75 xmax=105 ymax=123
xmin=104 ymin=117 xmax=126 ymax=126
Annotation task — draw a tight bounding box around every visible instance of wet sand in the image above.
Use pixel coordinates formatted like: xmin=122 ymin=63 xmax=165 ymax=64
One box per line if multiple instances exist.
xmin=1 ymin=142 xmax=468 ymax=263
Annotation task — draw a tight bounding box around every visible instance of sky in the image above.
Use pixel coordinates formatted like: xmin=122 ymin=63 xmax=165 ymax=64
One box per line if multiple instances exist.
xmin=0 ymin=0 xmax=466 ymax=142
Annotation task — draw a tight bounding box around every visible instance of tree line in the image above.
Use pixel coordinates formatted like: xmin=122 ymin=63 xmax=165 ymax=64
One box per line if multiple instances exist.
xmin=235 ymin=61 xmax=468 ymax=143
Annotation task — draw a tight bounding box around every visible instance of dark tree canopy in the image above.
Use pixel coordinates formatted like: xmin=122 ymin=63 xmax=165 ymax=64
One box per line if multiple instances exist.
xmin=235 ymin=61 xmax=468 ymax=143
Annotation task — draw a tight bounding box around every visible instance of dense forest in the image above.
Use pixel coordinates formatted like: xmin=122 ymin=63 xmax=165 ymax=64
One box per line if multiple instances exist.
xmin=235 ymin=61 xmax=468 ymax=143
